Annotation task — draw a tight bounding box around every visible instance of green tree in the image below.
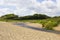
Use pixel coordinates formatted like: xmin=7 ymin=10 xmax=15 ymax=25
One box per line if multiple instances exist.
xmin=1 ymin=14 xmax=19 ymax=20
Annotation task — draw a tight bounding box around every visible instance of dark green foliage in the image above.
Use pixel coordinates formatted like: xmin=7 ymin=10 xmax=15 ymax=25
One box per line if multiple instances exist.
xmin=1 ymin=14 xmax=19 ymax=20
xmin=19 ymin=14 xmax=50 ymax=20
xmin=0 ymin=13 xmax=60 ymax=30
xmin=0 ymin=13 xmax=50 ymax=20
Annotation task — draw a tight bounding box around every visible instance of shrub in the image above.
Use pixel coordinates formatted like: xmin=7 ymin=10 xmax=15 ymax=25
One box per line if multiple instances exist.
xmin=43 ymin=21 xmax=58 ymax=30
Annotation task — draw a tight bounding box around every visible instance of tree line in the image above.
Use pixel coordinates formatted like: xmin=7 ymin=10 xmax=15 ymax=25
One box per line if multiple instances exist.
xmin=0 ymin=13 xmax=51 ymax=20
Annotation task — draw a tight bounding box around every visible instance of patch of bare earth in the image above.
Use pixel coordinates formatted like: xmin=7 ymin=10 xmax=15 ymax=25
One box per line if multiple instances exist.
xmin=0 ymin=22 xmax=60 ymax=40
xmin=26 ymin=22 xmax=42 ymax=28
xmin=54 ymin=25 xmax=60 ymax=31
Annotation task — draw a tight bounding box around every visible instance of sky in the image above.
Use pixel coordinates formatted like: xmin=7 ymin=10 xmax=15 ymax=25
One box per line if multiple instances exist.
xmin=0 ymin=0 xmax=60 ymax=16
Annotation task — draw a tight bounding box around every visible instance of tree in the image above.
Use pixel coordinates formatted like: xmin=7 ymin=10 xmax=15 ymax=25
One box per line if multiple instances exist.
xmin=33 ymin=14 xmax=50 ymax=19
xmin=19 ymin=14 xmax=50 ymax=20
xmin=1 ymin=14 xmax=19 ymax=20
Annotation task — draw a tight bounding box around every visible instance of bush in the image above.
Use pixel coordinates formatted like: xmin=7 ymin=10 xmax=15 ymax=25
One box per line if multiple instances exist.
xmin=43 ymin=21 xmax=58 ymax=30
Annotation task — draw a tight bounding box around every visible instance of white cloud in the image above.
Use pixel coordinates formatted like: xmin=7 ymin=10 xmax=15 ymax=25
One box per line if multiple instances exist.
xmin=0 ymin=0 xmax=4 ymax=5
xmin=0 ymin=0 xmax=59 ymax=16
xmin=0 ymin=8 xmax=12 ymax=16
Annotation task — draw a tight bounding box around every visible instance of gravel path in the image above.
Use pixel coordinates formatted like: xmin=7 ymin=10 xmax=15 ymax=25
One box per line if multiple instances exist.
xmin=0 ymin=22 xmax=60 ymax=40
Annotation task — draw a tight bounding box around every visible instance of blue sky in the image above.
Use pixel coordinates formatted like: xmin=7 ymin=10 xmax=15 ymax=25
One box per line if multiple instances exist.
xmin=0 ymin=0 xmax=59 ymax=16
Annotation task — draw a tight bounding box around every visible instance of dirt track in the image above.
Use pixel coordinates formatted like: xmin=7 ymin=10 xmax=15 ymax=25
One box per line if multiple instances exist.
xmin=0 ymin=22 xmax=60 ymax=40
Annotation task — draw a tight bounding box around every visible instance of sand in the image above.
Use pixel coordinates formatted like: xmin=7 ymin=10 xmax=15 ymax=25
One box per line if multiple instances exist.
xmin=0 ymin=22 xmax=60 ymax=40
xmin=54 ymin=25 xmax=60 ymax=31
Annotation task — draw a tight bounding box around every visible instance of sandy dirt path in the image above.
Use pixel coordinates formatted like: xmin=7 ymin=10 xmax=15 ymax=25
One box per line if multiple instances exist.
xmin=0 ymin=22 xmax=60 ymax=40
xmin=54 ymin=25 xmax=60 ymax=31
